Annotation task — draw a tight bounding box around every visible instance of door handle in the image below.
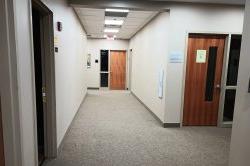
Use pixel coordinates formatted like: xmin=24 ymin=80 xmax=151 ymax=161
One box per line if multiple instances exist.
xmin=215 ymin=84 xmax=221 ymax=90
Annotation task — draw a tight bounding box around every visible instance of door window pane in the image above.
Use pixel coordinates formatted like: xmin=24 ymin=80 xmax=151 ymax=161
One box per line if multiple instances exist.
xmin=101 ymin=50 xmax=109 ymax=71
xmin=100 ymin=73 xmax=109 ymax=87
xmin=205 ymin=47 xmax=218 ymax=101
xmin=223 ymin=89 xmax=236 ymax=122
xmin=226 ymin=35 xmax=242 ymax=86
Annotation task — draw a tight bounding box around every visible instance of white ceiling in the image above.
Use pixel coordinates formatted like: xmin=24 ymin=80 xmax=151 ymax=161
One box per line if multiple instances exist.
xmin=151 ymin=0 xmax=245 ymax=5
xmin=74 ymin=7 xmax=159 ymax=39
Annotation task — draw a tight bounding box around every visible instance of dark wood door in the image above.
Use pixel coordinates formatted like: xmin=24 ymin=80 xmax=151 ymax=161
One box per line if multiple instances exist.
xmin=0 ymin=99 xmax=5 ymax=166
xmin=183 ymin=34 xmax=226 ymax=126
xmin=110 ymin=51 xmax=126 ymax=90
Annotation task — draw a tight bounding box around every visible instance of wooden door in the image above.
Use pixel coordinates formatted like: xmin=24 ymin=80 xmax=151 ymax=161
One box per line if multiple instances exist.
xmin=110 ymin=51 xmax=126 ymax=90
xmin=0 ymin=99 xmax=5 ymax=166
xmin=183 ymin=34 xmax=226 ymax=126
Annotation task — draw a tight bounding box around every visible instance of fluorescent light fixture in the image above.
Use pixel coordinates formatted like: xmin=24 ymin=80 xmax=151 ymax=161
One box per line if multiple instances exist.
xmin=104 ymin=28 xmax=119 ymax=33
xmin=105 ymin=8 xmax=129 ymax=13
xmin=105 ymin=20 xmax=124 ymax=25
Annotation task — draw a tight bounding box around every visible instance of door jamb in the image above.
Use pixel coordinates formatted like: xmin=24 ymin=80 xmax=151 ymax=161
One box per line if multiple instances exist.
xmin=0 ymin=0 xmax=22 ymax=165
xmin=180 ymin=31 xmax=242 ymax=127
xmin=128 ymin=49 xmax=133 ymax=91
xmin=32 ymin=0 xmax=57 ymax=159
xmin=218 ymin=33 xmax=242 ymax=128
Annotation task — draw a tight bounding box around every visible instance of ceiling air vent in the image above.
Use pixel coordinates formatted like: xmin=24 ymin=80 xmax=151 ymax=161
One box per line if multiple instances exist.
xmin=105 ymin=11 xmax=128 ymax=17
xmin=105 ymin=25 xmax=122 ymax=29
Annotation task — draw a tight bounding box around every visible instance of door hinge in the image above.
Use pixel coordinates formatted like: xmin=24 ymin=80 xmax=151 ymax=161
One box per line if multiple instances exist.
xmin=42 ymin=87 xmax=47 ymax=103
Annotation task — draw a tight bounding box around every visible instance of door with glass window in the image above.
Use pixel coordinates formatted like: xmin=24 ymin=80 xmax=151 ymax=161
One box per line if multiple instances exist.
xmin=183 ymin=34 xmax=226 ymax=126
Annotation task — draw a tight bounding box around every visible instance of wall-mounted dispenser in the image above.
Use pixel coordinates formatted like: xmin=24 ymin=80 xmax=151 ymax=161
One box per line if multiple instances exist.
xmin=158 ymin=69 xmax=164 ymax=99
xmin=248 ymin=78 xmax=250 ymax=93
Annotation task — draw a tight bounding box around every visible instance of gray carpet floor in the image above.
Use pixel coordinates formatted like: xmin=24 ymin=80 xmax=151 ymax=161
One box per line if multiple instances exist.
xmin=44 ymin=90 xmax=231 ymax=166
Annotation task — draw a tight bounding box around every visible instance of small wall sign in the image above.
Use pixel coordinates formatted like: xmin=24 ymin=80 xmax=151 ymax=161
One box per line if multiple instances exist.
xmin=196 ymin=50 xmax=207 ymax=63
xmin=169 ymin=51 xmax=184 ymax=63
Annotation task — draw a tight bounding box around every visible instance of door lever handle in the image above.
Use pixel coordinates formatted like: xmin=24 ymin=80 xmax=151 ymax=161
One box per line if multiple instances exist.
xmin=215 ymin=84 xmax=221 ymax=89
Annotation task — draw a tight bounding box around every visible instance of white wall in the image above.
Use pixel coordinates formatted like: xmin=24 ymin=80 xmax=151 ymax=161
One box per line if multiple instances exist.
xmin=229 ymin=0 xmax=250 ymax=165
xmin=86 ymin=39 xmax=129 ymax=88
xmin=12 ymin=0 xmax=87 ymax=165
xmin=41 ymin=0 xmax=88 ymax=147
xmin=13 ymin=0 xmax=38 ymax=165
xmin=165 ymin=4 xmax=244 ymax=123
xmin=129 ymin=5 xmax=244 ymax=124
xmin=129 ymin=12 xmax=170 ymax=122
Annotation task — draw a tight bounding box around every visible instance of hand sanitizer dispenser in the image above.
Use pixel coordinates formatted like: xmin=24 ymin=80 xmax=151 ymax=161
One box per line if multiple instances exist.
xmin=158 ymin=69 xmax=164 ymax=99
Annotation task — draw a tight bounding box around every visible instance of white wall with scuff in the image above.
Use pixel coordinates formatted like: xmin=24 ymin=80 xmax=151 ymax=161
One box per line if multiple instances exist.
xmin=86 ymin=39 xmax=129 ymax=88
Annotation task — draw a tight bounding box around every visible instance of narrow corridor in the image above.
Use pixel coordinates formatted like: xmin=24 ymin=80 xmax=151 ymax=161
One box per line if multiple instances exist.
xmin=44 ymin=90 xmax=231 ymax=166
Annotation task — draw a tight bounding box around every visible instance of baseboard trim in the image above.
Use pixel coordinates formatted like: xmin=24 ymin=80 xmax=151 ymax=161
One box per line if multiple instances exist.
xmin=131 ymin=91 xmax=164 ymax=127
xmin=163 ymin=123 xmax=181 ymax=128
xmin=131 ymin=91 xmax=180 ymax=128
xmin=57 ymin=92 xmax=88 ymax=155
xmin=87 ymin=87 xmax=99 ymax=90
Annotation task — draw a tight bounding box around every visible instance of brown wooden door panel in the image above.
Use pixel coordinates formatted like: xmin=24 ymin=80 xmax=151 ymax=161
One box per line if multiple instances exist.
xmin=0 ymin=99 xmax=5 ymax=166
xmin=110 ymin=51 xmax=126 ymax=90
xmin=183 ymin=34 xmax=226 ymax=126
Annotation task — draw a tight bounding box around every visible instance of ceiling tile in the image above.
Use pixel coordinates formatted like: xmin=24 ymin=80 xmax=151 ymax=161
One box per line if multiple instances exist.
xmin=74 ymin=7 xmax=159 ymax=39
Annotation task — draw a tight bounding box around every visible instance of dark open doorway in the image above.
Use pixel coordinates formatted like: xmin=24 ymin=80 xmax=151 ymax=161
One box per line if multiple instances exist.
xmin=32 ymin=6 xmax=45 ymax=165
xmin=31 ymin=0 xmax=57 ymax=164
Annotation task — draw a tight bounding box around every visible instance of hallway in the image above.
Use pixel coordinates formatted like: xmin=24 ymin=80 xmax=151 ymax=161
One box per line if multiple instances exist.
xmin=44 ymin=91 xmax=231 ymax=166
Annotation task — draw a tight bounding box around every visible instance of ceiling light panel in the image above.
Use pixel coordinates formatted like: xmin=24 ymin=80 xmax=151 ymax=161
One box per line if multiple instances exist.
xmin=104 ymin=28 xmax=119 ymax=33
xmin=105 ymin=20 xmax=124 ymax=25
xmin=75 ymin=7 xmax=159 ymax=39
xmin=105 ymin=8 xmax=129 ymax=13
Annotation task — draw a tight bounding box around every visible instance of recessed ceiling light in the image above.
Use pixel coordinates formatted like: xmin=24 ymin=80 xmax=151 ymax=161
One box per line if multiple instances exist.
xmin=105 ymin=20 xmax=124 ymax=25
xmin=105 ymin=8 xmax=129 ymax=13
xmin=104 ymin=28 xmax=119 ymax=33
